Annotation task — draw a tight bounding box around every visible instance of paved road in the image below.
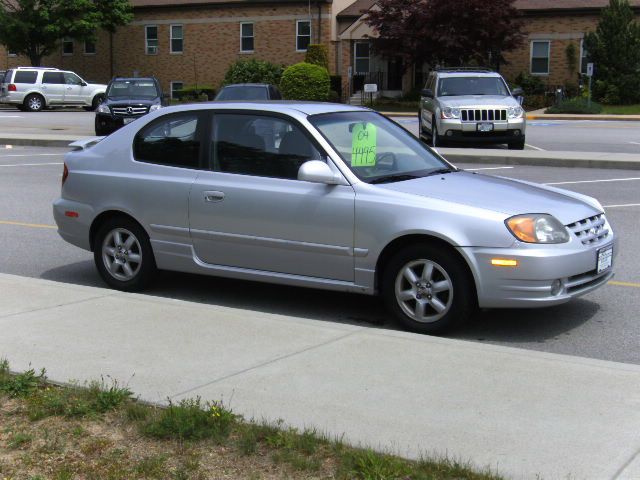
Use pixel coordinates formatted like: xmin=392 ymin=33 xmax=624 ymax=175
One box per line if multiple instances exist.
xmin=394 ymin=116 xmax=640 ymax=153
xmin=0 ymin=146 xmax=638 ymax=364
xmin=3 ymin=107 xmax=640 ymax=153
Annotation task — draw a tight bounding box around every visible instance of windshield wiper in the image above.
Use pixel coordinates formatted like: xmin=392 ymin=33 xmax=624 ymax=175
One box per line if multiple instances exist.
xmin=425 ymin=168 xmax=455 ymax=177
xmin=369 ymin=174 xmax=422 ymax=185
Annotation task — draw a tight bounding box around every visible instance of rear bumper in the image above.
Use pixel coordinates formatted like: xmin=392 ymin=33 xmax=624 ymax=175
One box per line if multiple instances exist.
xmin=53 ymin=198 xmax=94 ymax=251
xmin=0 ymin=93 xmax=24 ymax=104
xmin=461 ymin=235 xmax=618 ymax=308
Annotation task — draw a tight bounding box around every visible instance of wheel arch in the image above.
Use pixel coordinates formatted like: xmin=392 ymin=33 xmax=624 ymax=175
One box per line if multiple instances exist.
xmin=89 ymin=209 xmax=148 ymax=252
xmin=24 ymin=91 xmax=47 ymax=107
xmin=375 ymin=233 xmax=478 ymax=300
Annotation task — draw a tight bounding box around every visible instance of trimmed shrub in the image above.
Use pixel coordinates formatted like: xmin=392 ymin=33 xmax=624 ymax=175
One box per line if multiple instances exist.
xmin=279 ymin=62 xmax=330 ymax=101
xmin=514 ymin=72 xmax=546 ymax=95
xmin=304 ymin=44 xmax=329 ymax=70
xmin=222 ymin=59 xmax=284 ymax=86
xmin=545 ymin=98 xmax=603 ymax=114
xmin=175 ymin=85 xmax=216 ymax=102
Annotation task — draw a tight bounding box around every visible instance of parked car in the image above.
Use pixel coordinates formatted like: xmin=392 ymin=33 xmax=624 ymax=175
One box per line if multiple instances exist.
xmin=215 ymin=83 xmax=282 ymax=101
xmin=54 ymin=102 xmax=615 ymax=333
xmin=95 ymin=77 xmax=165 ymax=136
xmin=419 ymin=68 xmax=526 ymax=149
xmin=0 ymin=66 xmax=106 ymax=112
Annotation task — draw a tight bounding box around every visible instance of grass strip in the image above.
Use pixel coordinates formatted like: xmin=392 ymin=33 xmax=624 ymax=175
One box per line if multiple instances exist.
xmin=0 ymin=359 xmax=503 ymax=479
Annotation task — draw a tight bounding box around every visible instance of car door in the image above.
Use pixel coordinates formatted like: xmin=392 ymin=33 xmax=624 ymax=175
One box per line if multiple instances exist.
xmin=62 ymin=72 xmax=87 ymax=104
xmin=421 ymin=73 xmax=436 ymax=132
xmin=41 ymin=72 xmax=65 ymax=104
xmin=188 ymin=111 xmax=356 ymax=281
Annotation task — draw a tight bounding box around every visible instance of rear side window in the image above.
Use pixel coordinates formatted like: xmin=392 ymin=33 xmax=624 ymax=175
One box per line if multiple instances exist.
xmin=42 ymin=72 xmax=65 ymax=84
xmin=3 ymin=70 xmax=12 ymax=83
xmin=134 ymin=112 xmax=202 ymax=169
xmin=13 ymin=71 xmax=38 ymax=84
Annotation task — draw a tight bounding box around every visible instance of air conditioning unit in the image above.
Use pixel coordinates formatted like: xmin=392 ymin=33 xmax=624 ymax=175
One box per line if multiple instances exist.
xmin=147 ymin=46 xmax=158 ymax=55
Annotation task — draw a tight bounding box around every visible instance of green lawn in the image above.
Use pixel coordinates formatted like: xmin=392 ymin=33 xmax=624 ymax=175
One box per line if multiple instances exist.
xmin=601 ymin=104 xmax=640 ymax=114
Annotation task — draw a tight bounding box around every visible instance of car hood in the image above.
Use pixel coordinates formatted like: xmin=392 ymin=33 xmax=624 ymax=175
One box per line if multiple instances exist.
xmin=438 ymin=95 xmax=520 ymax=107
xmin=103 ymin=98 xmax=159 ymax=105
xmin=88 ymin=83 xmax=107 ymax=89
xmin=377 ymin=171 xmax=601 ymax=224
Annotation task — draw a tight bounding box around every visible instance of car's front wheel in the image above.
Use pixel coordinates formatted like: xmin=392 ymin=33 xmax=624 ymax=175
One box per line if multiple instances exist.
xmin=381 ymin=244 xmax=476 ymax=334
xmin=93 ymin=217 xmax=156 ymax=292
xmin=508 ymin=138 xmax=526 ymax=150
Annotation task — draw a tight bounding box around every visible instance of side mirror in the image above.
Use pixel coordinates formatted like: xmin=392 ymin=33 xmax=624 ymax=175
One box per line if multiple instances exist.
xmin=421 ymin=88 xmax=434 ymax=98
xmin=161 ymin=93 xmax=170 ymax=106
xmin=511 ymin=87 xmax=524 ymax=97
xmin=298 ymin=160 xmax=342 ymax=185
xmin=80 ymin=81 xmax=87 ymax=87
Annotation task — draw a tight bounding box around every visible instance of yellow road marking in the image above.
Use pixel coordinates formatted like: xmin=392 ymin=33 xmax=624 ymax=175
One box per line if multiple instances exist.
xmin=0 ymin=220 xmax=56 ymax=229
xmin=609 ymin=280 xmax=640 ymax=288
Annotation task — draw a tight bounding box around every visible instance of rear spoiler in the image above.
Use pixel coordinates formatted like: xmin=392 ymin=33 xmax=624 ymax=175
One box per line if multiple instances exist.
xmin=68 ymin=136 xmax=105 ymax=151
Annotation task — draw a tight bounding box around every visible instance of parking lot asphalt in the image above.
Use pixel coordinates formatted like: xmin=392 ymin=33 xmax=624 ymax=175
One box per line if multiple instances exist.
xmin=0 ymin=145 xmax=638 ymax=365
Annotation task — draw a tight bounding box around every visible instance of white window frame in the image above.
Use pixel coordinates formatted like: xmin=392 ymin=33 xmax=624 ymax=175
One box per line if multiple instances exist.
xmin=580 ymin=38 xmax=589 ymax=75
xmin=240 ymin=22 xmax=254 ymax=53
xmin=170 ymin=24 xmax=183 ymax=54
xmin=7 ymin=50 xmax=17 ymax=57
xmin=62 ymin=37 xmax=74 ymax=56
xmin=170 ymin=81 xmax=184 ymax=100
xmin=296 ymin=20 xmax=311 ymax=52
xmin=353 ymin=41 xmax=370 ymax=74
xmin=145 ymin=25 xmax=158 ymax=55
xmin=84 ymin=39 xmax=96 ymax=55
xmin=530 ymin=40 xmax=550 ymax=76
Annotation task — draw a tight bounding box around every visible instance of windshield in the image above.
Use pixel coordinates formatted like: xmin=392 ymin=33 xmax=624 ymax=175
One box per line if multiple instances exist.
xmin=438 ymin=77 xmax=509 ymax=96
xmin=216 ymin=86 xmax=268 ymax=101
xmin=309 ymin=111 xmax=453 ymax=184
xmin=107 ymin=79 xmax=159 ymax=99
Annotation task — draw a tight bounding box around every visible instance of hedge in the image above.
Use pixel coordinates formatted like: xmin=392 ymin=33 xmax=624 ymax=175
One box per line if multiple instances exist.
xmin=174 ymin=85 xmax=216 ymax=101
xmin=279 ymin=62 xmax=330 ymax=101
xmin=545 ymin=98 xmax=603 ymax=114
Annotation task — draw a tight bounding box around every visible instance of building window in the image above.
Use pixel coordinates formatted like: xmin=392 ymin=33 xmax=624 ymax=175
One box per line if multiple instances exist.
xmin=296 ymin=20 xmax=311 ymax=52
xmin=145 ymin=25 xmax=158 ymax=55
xmin=170 ymin=81 xmax=183 ymax=99
xmin=7 ymin=50 xmax=17 ymax=57
xmin=240 ymin=22 xmax=254 ymax=52
xmin=354 ymin=42 xmax=370 ymax=74
xmin=530 ymin=41 xmax=550 ymax=75
xmin=580 ymin=40 xmax=590 ymax=75
xmin=84 ymin=40 xmax=96 ymax=55
xmin=62 ymin=37 xmax=74 ymax=55
xmin=170 ymin=25 xmax=183 ymax=54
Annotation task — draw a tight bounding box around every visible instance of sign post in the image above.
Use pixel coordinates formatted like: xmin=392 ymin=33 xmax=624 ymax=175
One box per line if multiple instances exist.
xmin=586 ymin=63 xmax=594 ymax=108
xmin=364 ymin=83 xmax=378 ymax=107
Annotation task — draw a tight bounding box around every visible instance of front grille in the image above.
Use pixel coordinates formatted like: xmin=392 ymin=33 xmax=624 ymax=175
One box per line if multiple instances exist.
xmin=111 ymin=106 xmax=149 ymax=116
xmin=461 ymin=109 xmax=507 ymax=122
xmin=566 ymin=214 xmax=610 ymax=245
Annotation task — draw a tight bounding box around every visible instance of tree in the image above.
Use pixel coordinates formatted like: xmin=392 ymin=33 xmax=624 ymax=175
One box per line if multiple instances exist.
xmin=365 ymin=0 xmax=523 ymax=72
xmin=584 ymin=0 xmax=640 ymax=104
xmin=0 ymin=0 xmax=133 ymax=66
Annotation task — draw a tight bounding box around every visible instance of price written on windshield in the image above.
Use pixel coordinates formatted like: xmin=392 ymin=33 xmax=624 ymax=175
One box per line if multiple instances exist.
xmin=351 ymin=123 xmax=377 ymax=166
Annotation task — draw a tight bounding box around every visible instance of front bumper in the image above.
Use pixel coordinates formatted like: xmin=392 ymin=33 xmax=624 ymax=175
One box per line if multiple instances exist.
xmin=438 ymin=117 xmax=526 ymax=144
xmin=461 ymin=234 xmax=618 ymax=308
xmin=95 ymin=113 xmax=141 ymax=134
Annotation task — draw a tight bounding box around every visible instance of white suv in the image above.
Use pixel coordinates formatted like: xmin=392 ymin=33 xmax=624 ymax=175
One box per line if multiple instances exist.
xmin=0 ymin=67 xmax=106 ymax=112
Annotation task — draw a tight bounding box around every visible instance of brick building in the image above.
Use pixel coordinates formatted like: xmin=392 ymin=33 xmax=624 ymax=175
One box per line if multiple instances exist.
xmin=2 ymin=0 xmax=640 ymax=98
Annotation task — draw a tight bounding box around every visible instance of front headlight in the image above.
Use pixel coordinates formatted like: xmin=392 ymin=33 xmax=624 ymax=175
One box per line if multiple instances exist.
xmin=506 ymin=214 xmax=570 ymax=244
xmin=97 ymin=104 xmax=110 ymax=114
xmin=508 ymin=106 xmax=524 ymax=119
xmin=441 ymin=107 xmax=461 ymax=119
xmin=149 ymin=104 xmax=162 ymax=112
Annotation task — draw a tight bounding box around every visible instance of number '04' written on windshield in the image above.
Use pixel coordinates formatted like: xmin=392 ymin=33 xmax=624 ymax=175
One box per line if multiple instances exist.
xmin=351 ymin=123 xmax=377 ymax=166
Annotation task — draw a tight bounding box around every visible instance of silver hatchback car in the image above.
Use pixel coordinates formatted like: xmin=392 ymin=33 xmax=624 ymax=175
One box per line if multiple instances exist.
xmin=54 ymin=102 xmax=616 ymax=333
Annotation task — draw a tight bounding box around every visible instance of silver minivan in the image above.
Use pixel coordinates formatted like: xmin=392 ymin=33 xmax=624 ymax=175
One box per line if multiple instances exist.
xmin=0 ymin=67 xmax=106 ymax=112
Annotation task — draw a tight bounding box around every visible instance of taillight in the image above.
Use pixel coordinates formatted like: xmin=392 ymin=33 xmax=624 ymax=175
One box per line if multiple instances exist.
xmin=62 ymin=163 xmax=69 ymax=186
xmin=7 ymin=84 xmax=16 ymax=92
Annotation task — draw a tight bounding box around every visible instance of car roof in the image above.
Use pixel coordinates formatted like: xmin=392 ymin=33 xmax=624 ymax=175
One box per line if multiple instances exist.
xmin=221 ymin=83 xmax=273 ymax=88
xmin=159 ymin=101 xmax=369 ymax=116
xmin=437 ymin=71 xmax=503 ymax=78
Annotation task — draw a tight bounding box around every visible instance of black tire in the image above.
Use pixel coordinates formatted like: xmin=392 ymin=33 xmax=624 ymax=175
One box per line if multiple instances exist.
xmin=16 ymin=105 xmax=26 ymax=112
xmin=93 ymin=216 xmax=156 ymax=292
xmin=508 ymin=138 xmax=526 ymax=150
xmin=381 ymin=244 xmax=476 ymax=334
xmin=24 ymin=93 xmax=45 ymax=112
xmin=89 ymin=93 xmax=105 ymax=111
xmin=431 ymin=117 xmax=444 ymax=148
xmin=94 ymin=117 xmax=109 ymax=136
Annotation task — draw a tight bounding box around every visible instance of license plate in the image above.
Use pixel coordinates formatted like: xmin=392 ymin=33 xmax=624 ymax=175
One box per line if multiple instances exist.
xmin=123 ymin=117 xmax=135 ymax=125
xmin=477 ymin=122 xmax=494 ymax=132
xmin=597 ymin=245 xmax=613 ymax=273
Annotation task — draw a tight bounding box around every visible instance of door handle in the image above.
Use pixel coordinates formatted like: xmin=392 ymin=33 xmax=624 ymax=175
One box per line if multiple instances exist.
xmin=204 ymin=191 xmax=225 ymax=203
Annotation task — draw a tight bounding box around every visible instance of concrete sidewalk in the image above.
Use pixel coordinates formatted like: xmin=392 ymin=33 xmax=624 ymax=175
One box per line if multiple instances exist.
xmin=1 ymin=273 xmax=639 ymax=479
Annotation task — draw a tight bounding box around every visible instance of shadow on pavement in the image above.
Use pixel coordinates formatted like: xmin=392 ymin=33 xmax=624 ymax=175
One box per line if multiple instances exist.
xmin=40 ymin=262 xmax=596 ymax=343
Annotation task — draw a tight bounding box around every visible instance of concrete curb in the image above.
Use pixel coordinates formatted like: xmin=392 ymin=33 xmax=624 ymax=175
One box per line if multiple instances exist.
xmin=0 ymin=137 xmax=76 ymax=148
xmin=527 ymin=114 xmax=640 ymax=121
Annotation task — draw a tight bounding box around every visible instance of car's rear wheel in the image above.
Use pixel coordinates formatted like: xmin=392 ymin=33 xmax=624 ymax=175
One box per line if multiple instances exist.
xmin=24 ymin=93 xmax=44 ymax=112
xmin=93 ymin=217 xmax=156 ymax=292
xmin=381 ymin=244 xmax=475 ymax=334
xmin=89 ymin=93 xmax=105 ymax=111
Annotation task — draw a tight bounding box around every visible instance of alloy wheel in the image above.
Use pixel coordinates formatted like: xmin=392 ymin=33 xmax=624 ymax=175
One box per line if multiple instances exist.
xmin=101 ymin=228 xmax=142 ymax=281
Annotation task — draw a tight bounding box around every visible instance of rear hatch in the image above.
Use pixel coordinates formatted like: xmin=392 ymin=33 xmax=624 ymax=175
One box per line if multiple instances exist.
xmin=0 ymin=70 xmax=12 ymax=97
